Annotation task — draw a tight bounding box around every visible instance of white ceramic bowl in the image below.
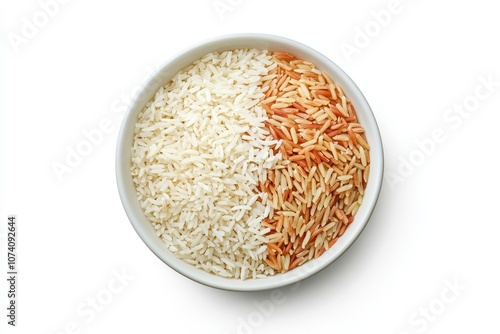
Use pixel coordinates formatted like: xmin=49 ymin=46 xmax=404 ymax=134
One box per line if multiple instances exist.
xmin=116 ymin=33 xmax=383 ymax=291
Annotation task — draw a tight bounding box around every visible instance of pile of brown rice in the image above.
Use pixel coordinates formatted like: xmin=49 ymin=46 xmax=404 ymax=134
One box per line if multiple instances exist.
xmin=131 ymin=49 xmax=369 ymax=279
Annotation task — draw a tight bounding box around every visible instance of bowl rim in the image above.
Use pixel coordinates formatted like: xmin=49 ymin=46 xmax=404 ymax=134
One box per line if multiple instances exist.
xmin=116 ymin=33 xmax=384 ymax=291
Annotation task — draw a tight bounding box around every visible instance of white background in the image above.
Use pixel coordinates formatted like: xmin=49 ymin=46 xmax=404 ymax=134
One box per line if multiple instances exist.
xmin=1 ymin=0 xmax=499 ymax=333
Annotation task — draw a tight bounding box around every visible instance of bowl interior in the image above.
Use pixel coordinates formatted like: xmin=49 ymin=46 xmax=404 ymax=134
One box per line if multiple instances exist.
xmin=116 ymin=34 xmax=383 ymax=291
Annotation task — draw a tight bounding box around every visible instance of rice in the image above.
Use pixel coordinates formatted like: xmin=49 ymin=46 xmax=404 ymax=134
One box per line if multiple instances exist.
xmin=258 ymin=52 xmax=370 ymax=272
xmin=131 ymin=49 xmax=370 ymax=279
xmin=131 ymin=49 xmax=281 ymax=279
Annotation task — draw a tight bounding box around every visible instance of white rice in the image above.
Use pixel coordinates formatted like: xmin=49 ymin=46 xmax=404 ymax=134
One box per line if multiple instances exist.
xmin=131 ymin=49 xmax=281 ymax=279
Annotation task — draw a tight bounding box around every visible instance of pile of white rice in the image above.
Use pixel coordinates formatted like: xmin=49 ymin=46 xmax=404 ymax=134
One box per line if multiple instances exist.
xmin=131 ymin=49 xmax=282 ymax=279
